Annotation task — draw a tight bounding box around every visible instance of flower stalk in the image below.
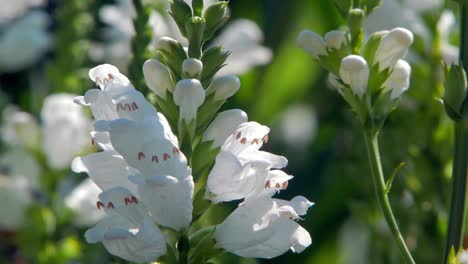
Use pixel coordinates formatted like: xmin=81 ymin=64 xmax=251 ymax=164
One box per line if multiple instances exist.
xmin=444 ymin=2 xmax=468 ymax=261
xmin=363 ymin=129 xmax=415 ymax=264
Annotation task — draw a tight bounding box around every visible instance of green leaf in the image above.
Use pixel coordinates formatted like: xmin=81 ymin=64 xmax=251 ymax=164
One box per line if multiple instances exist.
xmin=385 ymin=162 xmax=405 ymax=194
xmin=200 ymin=46 xmax=230 ymax=87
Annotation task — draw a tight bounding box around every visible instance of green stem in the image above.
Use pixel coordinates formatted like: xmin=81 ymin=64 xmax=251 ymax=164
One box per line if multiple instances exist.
xmin=444 ymin=122 xmax=468 ymax=262
xmin=363 ymin=130 xmax=415 ymax=264
xmin=443 ymin=3 xmax=468 ymax=262
xmin=177 ymin=234 xmax=190 ymax=264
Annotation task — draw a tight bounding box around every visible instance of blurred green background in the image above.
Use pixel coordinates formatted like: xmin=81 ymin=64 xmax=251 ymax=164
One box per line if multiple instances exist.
xmin=0 ymin=0 xmax=462 ymax=263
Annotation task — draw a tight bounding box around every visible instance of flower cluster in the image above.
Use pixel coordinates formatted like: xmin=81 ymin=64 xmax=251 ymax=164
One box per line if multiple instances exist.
xmin=71 ymin=0 xmax=313 ymax=262
xmin=298 ymin=26 xmax=413 ymax=125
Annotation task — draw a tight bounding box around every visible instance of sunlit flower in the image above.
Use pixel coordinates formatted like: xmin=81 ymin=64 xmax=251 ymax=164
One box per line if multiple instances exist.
xmin=85 ymin=187 xmax=167 ymax=262
xmin=0 ymin=0 xmax=44 ymax=24
xmin=64 ymin=179 xmax=105 ymax=226
xmin=202 ymin=109 xmax=248 ymax=148
xmin=42 ymin=93 xmax=91 ymax=170
xmin=215 ymin=197 xmax=313 ymax=259
xmin=384 ymin=59 xmax=411 ymax=99
xmin=339 ymin=55 xmax=369 ymax=97
xmin=206 ymin=122 xmax=288 ymax=203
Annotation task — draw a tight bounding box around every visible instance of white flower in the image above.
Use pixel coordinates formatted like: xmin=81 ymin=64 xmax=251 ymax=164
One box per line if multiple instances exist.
xmin=339 ymin=55 xmax=369 ymax=97
xmin=0 ymin=148 xmax=40 ymax=230
xmin=1 ymin=105 xmax=40 ymax=149
xmin=173 ymin=79 xmax=205 ymax=123
xmin=374 ymin=27 xmax=413 ymax=71
xmin=42 ymin=93 xmax=91 ymax=170
xmin=75 ymin=64 xmax=157 ymax=122
xmin=214 ymin=197 xmax=313 ymax=259
xmin=384 ymin=60 xmax=411 ymax=99
xmin=98 ymin=118 xmax=194 ymax=231
xmin=0 ymin=11 xmax=52 ymax=72
xmin=0 ymin=0 xmax=44 ymax=24
xmin=324 ymin=30 xmax=347 ymax=50
xmin=207 ymin=122 xmax=288 ymax=203
xmin=85 ymin=187 xmax=167 ymax=263
xmin=212 ymin=19 xmax=272 ymax=76
xmin=297 ymin=30 xmax=327 ymax=58
xmin=437 ymin=11 xmax=459 ymax=65
xmin=202 ymin=109 xmax=248 ymax=148
xmin=205 ymin=75 xmax=240 ymax=101
xmin=143 ymin=59 xmax=175 ymax=99
xmin=64 ymin=179 xmax=106 ymax=226
xmin=276 ymin=104 xmax=317 ymax=148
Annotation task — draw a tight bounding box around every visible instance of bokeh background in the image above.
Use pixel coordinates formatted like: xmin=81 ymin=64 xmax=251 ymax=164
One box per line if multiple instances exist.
xmin=0 ymin=0 xmax=462 ymax=263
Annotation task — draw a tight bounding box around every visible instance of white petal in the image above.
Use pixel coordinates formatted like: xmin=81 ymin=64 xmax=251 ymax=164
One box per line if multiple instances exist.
xmin=0 ymin=176 xmax=31 ymax=230
xmin=89 ymin=64 xmax=130 ymax=89
xmin=173 ymin=79 xmax=205 ymax=122
xmin=71 ymin=151 xmax=138 ymax=194
xmin=374 ymin=27 xmax=413 ymax=71
xmin=137 ymin=175 xmax=194 ymax=231
xmin=143 ymin=59 xmax=175 ymax=99
xmin=1 ymin=105 xmax=40 ymax=149
xmin=384 ymin=59 xmax=411 ymax=99
xmin=339 ymin=55 xmax=369 ymax=97
xmin=205 ymin=75 xmax=240 ymax=101
xmin=113 ymin=89 xmax=157 ymax=121
xmin=0 ymin=148 xmax=41 ymax=189
xmin=221 ymin=121 xmax=270 ymax=156
xmin=202 ymin=109 xmax=248 ymax=148
xmin=297 ymin=30 xmax=327 ymax=58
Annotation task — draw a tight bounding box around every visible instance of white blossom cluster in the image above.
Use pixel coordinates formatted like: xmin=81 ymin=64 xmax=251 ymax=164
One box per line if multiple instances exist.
xmin=71 ymin=61 xmax=313 ymax=262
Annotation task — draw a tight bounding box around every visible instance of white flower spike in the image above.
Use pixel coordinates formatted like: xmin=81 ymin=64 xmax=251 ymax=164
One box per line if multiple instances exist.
xmin=339 ymin=55 xmax=369 ymax=97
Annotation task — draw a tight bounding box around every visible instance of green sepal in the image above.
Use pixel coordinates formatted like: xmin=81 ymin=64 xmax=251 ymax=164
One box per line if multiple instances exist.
xmin=169 ymin=0 xmax=192 ymax=37
xmin=341 ymin=86 xmax=368 ymax=124
xmin=320 ymin=48 xmax=350 ymax=76
xmin=189 ymin=226 xmax=223 ymax=264
xmin=148 ymin=92 xmax=179 ymax=131
xmin=192 ymin=187 xmax=213 ymax=222
xmin=186 ymin=16 xmax=206 ymax=58
xmin=333 ymin=0 xmax=351 ymax=18
xmin=362 ymin=30 xmax=387 ymax=66
xmin=443 ymin=63 xmax=467 ymax=121
xmin=200 ymin=46 xmax=230 ymax=87
xmin=371 ymin=89 xmax=395 ymax=125
xmin=367 ymin=65 xmax=391 ymax=95
xmin=156 ymin=41 xmax=188 ymax=81
xmin=196 ymin=94 xmax=225 ymax=132
xmin=192 ymin=140 xmax=220 ymax=179
xmin=364 ymin=0 xmax=382 ymax=15
xmin=178 ymin=118 xmax=197 ymax=158
xmin=447 ymin=246 xmax=460 ymax=264
xmin=203 ymin=1 xmax=229 ymax=41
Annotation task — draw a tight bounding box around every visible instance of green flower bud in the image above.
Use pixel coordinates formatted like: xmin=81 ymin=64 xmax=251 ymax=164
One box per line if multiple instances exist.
xmin=444 ymin=64 xmax=468 ymax=120
xmin=192 ymin=0 xmax=204 ymax=16
xmin=169 ymin=0 xmax=192 ymax=37
xmin=347 ymin=8 xmax=365 ymax=51
xmin=203 ymin=1 xmax=229 ymax=41
xmin=186 ymin=16 xmax=206 ymax=58
xmin=156 ymin=37 xmax=188 ymax=80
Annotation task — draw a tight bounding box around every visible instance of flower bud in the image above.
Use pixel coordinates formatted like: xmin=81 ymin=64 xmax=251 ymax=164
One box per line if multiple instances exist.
xmin=339 ymin=55 xmax=369 ymax=97
xmin=143 ymin=59 xmax=175 ymax=99
xmin=203 ymin=1 xmax=229 ymax=40
xmin=444 ymin=64 xmax=468 ymax=120
xmin=169 ymin=0 xmax=192 ymax=37
xmin=156 ymin=37 xmax=180 ymax=53
xmin=374 ymin=27 xmax=413 ymax=71
xmin=324 ymin=30 xmax=347 ymax=50
xmin=203 ymin=109 xmax=248 ymax=148
xmin=173 ymin=79 xmax=206 ymax=122
xmin=206 ymin=75 xmax=240 ymax=101
xmin=296 ymin=30 xmax=327 ymax=58
xmin=182 ymin=58 xmax=203 ymax=78
xmin=186 ymin=16 xmax=206 ymax=58
xmin=384 ymin=60 xmax=411 ymax=99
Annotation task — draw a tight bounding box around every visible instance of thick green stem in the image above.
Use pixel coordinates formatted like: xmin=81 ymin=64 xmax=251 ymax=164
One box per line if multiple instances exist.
xmin=444 ymin=122 xmax=468 ymax=261
xmin=363 ymin=130 xmax=415 ymax=264
xmin=443 ymin=3 xmax=468 ymax=262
